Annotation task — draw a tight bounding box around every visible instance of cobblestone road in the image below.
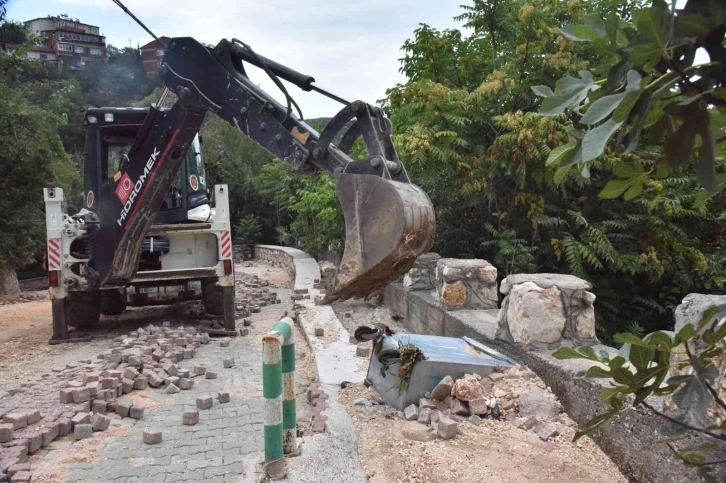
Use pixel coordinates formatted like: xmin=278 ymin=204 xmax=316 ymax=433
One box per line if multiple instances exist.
xmin=65 ymin=274 xmax=294 ymax=483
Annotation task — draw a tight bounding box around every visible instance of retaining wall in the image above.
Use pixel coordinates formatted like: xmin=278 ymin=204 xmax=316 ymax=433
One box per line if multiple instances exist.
xmin=385 ymin=282 xmax=705 ymax=483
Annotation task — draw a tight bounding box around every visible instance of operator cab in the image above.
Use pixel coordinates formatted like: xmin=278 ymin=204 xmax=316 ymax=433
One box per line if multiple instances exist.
xmin=82 ymin=107 xmax=211 ymax=224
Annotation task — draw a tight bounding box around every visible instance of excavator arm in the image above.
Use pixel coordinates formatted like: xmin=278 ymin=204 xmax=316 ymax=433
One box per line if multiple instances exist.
xmin=91 ymin=37 xmax=435 ymax=301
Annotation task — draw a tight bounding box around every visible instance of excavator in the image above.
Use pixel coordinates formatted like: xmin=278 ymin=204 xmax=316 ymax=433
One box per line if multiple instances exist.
xmin=43 ymin=36 xmax=435 ymax=343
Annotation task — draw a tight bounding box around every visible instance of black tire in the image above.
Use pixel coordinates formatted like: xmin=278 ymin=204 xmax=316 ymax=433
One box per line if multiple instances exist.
xmin=202 ymin=279 xmax=224 ymax=315
xmin=65 ymin=291 xmax=101 ymax=328
xmin=354 ymin=325 xmax=379 ymax=342
xmin=377 ymin=349 xmax=402 ymax=365
xmin=100 ymin=289 xmax=127 ymax=315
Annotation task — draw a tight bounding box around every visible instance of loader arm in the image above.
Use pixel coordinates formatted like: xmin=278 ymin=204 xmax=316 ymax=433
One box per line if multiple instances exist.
xmin=91 ymin=37 xmax=435 ymax=301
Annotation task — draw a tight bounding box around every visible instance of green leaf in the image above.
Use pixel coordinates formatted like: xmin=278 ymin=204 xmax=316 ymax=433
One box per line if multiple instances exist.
xmin=546 ymin=141 xmax=576 ymax=167
xmin=553 ymin=166 xmax=572 ymax=186
xmin=600 ymin=386 xmax=625 ymax=403
xmin=560 ymin=24 xmax=599 ymax=42
xmin=608 ymin=356 xmax=626 ymax=369
xmin=582 ymin=119 xmax=623 ymax=162
xmin=612 ymin=163 xmax=640 ymax=178
xmin=584 ymin=14 xmax=607 ymax=38
xmin=645 ymin=331 xmax=675 ymax=350
xmin=628 ymin=43 xmax=663 ymax=69
xmin=623 ymin=179 xmax=644 ymax=200
xmin=634 ymin=5 xmax=667 ymax=51
xmin=629 ymin=344 xmax=655 ymax=369
xmin=672 ymin=374 xmax=711 ymax=417
xmin=552 ymin=346 xmax=600 ymax=362
xmin=599 ymin=179 xmax=631 ymax=199
xmin=581 ymin=70 xmax=642 ymax=126
xmin=539 ymin=72 xmax=598 ymax=116
xmin=675 ymin=14 xmax=713 ymax=38
xmin=573 ymin=410 xmax=619 ymax=441
xmin=677 ymin=452 xmax=706 ymax=466
xmin=675 ymin=324 xmax=697 ymax=344
xmin=605 ymin=11 xmax=620 ymax=48
xmin=612 ymin=89 xmax=644 ymax=122
xmin=697 ymin=304 xmax=726 ymax=331
xmin=611 ymin=367 xmax=635 ymax=385
xmin=586 ymin=365 xmax=612 ymax=378
xmin=532 ymin=85 xmax=554 ymax=97
xmin=692 ymin=191 xmax=711 ymax=209
xmin=614 ymin=333 xmax=654 ymax=348
xmin=578 ymin=346 xmax=599 ymax=360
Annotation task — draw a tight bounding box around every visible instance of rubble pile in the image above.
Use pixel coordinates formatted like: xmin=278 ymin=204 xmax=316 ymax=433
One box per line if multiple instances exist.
xmin=297 ymin=384 xmax=330 ymax=436
xmin=353 ymin=364 xmax=570 ymax=443
xmin=0 ymin=323 xmax=220 ymax=481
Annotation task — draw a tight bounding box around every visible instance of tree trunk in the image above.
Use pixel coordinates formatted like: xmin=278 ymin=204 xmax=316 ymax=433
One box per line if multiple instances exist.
xmin=0 ymin=262 xmax=20 ymax=296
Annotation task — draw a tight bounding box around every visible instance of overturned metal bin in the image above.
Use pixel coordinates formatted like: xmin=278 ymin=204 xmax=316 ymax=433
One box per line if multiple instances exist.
xmin=361 ymin=329 xmax=516 ymax=410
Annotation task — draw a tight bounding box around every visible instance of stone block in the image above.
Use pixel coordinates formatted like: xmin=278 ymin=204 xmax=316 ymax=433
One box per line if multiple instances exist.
xmin=403 ymin=253 xmax=441 ymax=291
xmin=59 ymin=388 xmax=74 ymax=404
xmin=403 ymin=404 xmax=419 ymax=421
xmin=116 ymin=400 xmax=132 ymax=418
xmin=205 ymin=371 xmax=217 ymax=379
xmin=146 ymin=372 xmax=163 ymax=388
xmin=11 ymin=472 xmax=33 ymax=483
xmin=505 ymin=282 xmax=565 ymax=344
xmin=71 ymin=388 xmax=91 ymax=404
xmin=451 ymin=399 xmax=470 ymax=416
xmin=182 ymin=410 xmax=199 ymax=425
xmin=100 ymin=377 xmax=116 ymax=389
xmin=436 ymin=417 xmax=458 ymax=440
xmin=435 ymin=259 xmax=498 ymax=310
xmin=57 ymin=418 xmax=72 ymax=436
xmin=314 ymin=328 xmax=324 ymax=337
xmin=537 ymin=425 xmax=559 ymax=441
xmin=355 ymin=346 xmax=370 ymax=358
xmin=518 ymin=388 xmax=557 ymax=419
xmin=121 ymin=378 xmax=134 ymax=394
xmin=164 ymin=376 xmax=180 ymax=387
xmin=417 ymin=408 xmax=431 ymax=424
xmin=122 ymin=367 xmax=139 ymax=380
xmin=468 ymin=398 xmax=489 ymax=415
xmin=178 ymin=378 xmax=194 ymax=390
xmin=196 ymin=396 xmax=213 ymax=410
xmin=166 ymin=384 xmax=180 ymax=394
xmin=92 ymin=414 xmax=111 ymax=431
xmin=0 ymin=424 xmax=12 ymax=443
xmin=128 ymin=406 xmax=143 ymax=420
xmin=223 ymin=358 xmax=234 ymax=368
xmin=91 ymin=400 xmax=106 ymax=414
xmin=73 ymin=424 xmax=93 ymax=440
xmin=7 ymin=463 xmax=30 ymax=478
xmin=193 ymin=365 xmax=206 ymax=376
xmin=430 ymin=375 xmax=453 ymax=401
xmin=218 ymin=392 xmax=230 ymax=404
xmin=133 ymin=376 xmax=148 ymax=390
xmin=143 ymin=430 xmax=162 ymax=445
xmin=71 ymin=412 xmax=90 ymax=425
xmin=25 ymin=412 xmax=40 ymax=425
xmin=419 ymin=398 xmax=436 ymax=410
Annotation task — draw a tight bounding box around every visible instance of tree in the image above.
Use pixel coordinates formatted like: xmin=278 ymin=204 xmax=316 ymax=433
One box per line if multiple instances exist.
xmin=553 ymin=305 xmax=726 ymax=466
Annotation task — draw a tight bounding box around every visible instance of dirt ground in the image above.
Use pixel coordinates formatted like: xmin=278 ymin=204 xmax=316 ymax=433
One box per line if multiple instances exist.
xmin=340 ymin=383 xmax=626 ymax=483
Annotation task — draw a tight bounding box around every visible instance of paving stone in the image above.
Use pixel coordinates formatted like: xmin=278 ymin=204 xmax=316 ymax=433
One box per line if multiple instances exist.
xmin=10 ymin=471 xmax=32 ymax=483
xmin=24 ymin=412 xmax=40 ymax=426
xmin=437 ymin=417 xmax=458 ymax=440
xmin=100 ymin=377 xmax=116 ymax=389
xmin=197 ymin=396 xmax=213 ymax=410
xmin=71 ymin=388 xmax=91 ymax=404
xmin=404 ymin=404 xmax=419 ymax=421
xmin=193 ymin=365 xmax=207 ymax=376
xmin=183 ymin=349 xmax=193 ymax=359
xmin=73 ymin=424 xmax=93 ymax=440
xmin=451 ymin=399 xmax=470 ymax=416
xmin=57 ymin=418 xmax=72 ymax=436
xmin=133 ymin=376 xmax=149 ymax=390
xmin=178 ymin=378 xmax=194 ymax=390
xmin=164 ymin=376 xmax=180 ymax=387
xmin=7 ymin=463 xmax=30 ymax=478
xmin=537 ymin=425 xmax=559 ymax=441
xmin=146 ymin=372 xmax=163 ymax=388
xmin=178 ymin=370 xmax=191 ymax=379
xmin=183 ymin=410 xmax=199 ymax=425
xmin=165 ymin=384 xmax=180 ymax=395
xmin=239 ymin=328 xmax=250 ymax=336
xmin=314 ymin=328 xmax=324 ymax=337
xmin=123 ymin=367 xmax=139 ymax=380
xmin=218 ymin=392 xmax=230 ymax=404
xmin=91 ymin=400 xmax=107 ymax=414
xmin=219 ymin=339 xmax=230 ymax=348
xmin=418 ymin=408 xmax=431 ymax=424
xmin=23 ymin=431 xmax=42 ymax=453
xmin=0 ymin=424 xmax=12 ymax=443
xmin=312 ymin=418 xmax=326 ymax=433
xmin=431 ymin=375 xmax=454 ymax=401
xmin=92 ymin=414 xmax=111 ymax=431
xmin=71 ymin=412 xmax=90 ymax=425
xmin=116 ymin=400 xmax=132 ymax=418
xmin=222 ymin=358 xmax=234 ymax=368
xmin=143 ymin=430 xmax=162 ymax=445
xmin=59 ymin=388 xmax=74 ymax=404
xmin=121 ymin=378 xmax=134 ymax=394
xmin=129 ymin=406 xmax=144 ymax=420
xmin=205 ymin=371 xmax=217 ymax=379
xmin=355 ymin=346 xmax=370 ymax=357
xmin=41 ymin=423 xmax=59 ymax=446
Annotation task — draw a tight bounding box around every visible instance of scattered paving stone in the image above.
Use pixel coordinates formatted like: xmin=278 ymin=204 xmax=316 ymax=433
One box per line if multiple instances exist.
xmin=418 ymin=408 xmax=431 ymax=424
xmin=404 ymin=404 xmax=419 ymax=421
xmin=166 ymin=384 xmax=180 ymax=394
xmin=7 ymin=463 xmax=30 ymax=478
xmin=312 ymin=418 xmax=326 ymax=433
xmin=469 ymin=398 xmax=489 ymax=415
xmin=57 ymin=418 xmax=72 ymax=436
xmin=193 ymin=365 xmax=206 ymax=376
xmin=219 ymin=339 xmax=230 ymax=347
xmin=91 ymin=400 xmax=107 ymax=414
xmin=355 ymin=346 xmax=370 ymax=358
xmin=223 ymin=358 xmax=235 ymax=368
xmin=146 ymin=372 xmax=163 ymax=388
xmin=437 ymin=416 xmax=458 ymax=440
xmin=239 ymin=327 xmax=250 ymax=336
xmin=520 ymin=416 xmax=540 ymax=430
xmin=196 ymin=396 xmax=213 ymax=410
xmin=178 ymin=378 xmax=194 ymax=390
xmin=430 ymin=376 xmax=454 ymax=401
xmin=451 ymin=399 xmax=470 ymax=416
xmin=25 ymin=411 xmax=40 ymax=425
xmin=59 ymin=388 xmax=74 ymax=403
xmin=182 ymin=410 xmax=199 ymax=425
xmin=243 ymin=319 xmax=252 ymax=326
xmin=218 ymin=392 xmax=230 ymax=404
xmin=143 ymin=430 xmax=162 ymax=445
xmin=92 ymin=414 xmax=111 ymax=431
xmin=0 ymin=424 xmax=13 ymax=443
xmin=10 ymin=471 xmax=32 ymax=483
xmin=469 ymin=415 xmax=482 ymax=425
xmin=41 ymin=423 xmax=59 ymax=446
xmin=129 ymin=406 xmax=144 ymax=420
xmin=205 ymin=371 xmax=217 ymax=379
xmin=488 ymin=373 xmax=505 ymax=382
xmin=73 ymin=424 xmax=93 ymax=440
xmin=537 ymin=425 xmax=559 ymax=441
xmin=116 ymin=400 xmax=133 ymax=418
xmin=71 ymin=412 xmax=90 ymax=425
xmin=123 ymin=367 xmax=139 ymax=380
xmin=133 ymin=376 xmax=149 ymax=390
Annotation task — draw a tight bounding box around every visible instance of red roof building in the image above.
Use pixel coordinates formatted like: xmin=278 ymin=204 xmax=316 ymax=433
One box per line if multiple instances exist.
xmin=24 ymin=15 xmax=107 ymax=69
xmin=140 ymin=37 xmax=170 ymax=75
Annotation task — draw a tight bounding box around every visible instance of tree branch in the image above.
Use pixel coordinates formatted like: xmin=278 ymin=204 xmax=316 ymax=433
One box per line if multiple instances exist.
xmin=705 ymin=382 xmax=726 ymax=413
xmin=641 ymin=401 xmax=726 ymax=441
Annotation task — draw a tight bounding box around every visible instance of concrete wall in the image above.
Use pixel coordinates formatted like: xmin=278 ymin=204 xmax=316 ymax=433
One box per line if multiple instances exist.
xmin=385 ymin=282 xmax=706 ymax=483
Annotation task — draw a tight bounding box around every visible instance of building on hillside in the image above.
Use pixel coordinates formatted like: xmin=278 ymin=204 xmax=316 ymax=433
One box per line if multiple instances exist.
xmin=23 ymin=14 xmax=107 ymax=69
xmin=140 ymin=37 xmax=170 ymax=75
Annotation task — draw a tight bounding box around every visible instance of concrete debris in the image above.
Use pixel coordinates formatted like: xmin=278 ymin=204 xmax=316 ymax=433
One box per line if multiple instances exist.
xmin=452 ymin=378 xmax=486 ymax=401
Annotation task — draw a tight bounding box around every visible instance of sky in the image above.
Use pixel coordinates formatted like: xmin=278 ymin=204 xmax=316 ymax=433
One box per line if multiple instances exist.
xmin=6 ymin=0 xmax=464 ymax=118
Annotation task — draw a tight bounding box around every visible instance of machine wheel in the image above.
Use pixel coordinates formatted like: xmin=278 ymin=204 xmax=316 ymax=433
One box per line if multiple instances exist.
xmin=377 ymin=349 xmax=402 ymax=365
xmin=100 ymin=289 xmax=127 ymax=315
xmin=202 ymin=279 xmax=224 ymax=315
xmin=65 ymin=291 xmax=101 ymax=328
xmin=355 ymin=325 xmax=379 ymax=342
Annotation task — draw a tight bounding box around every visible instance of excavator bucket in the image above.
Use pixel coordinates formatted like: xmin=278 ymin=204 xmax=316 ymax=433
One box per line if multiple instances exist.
xmin=325 ymin=173 xmax=436 ymax=302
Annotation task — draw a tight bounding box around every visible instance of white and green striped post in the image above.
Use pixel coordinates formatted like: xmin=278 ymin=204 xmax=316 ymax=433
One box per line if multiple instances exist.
xmin=263 ymin=316 xmax=296 ymax=474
